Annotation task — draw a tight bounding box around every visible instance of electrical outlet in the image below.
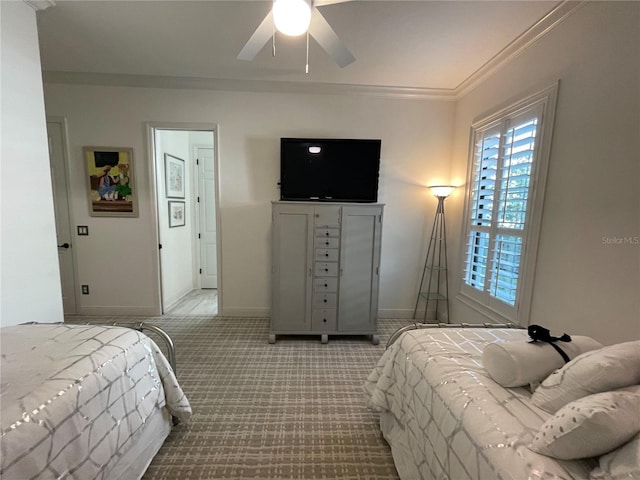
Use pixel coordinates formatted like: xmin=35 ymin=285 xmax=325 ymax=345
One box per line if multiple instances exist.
xmin=81 ymin=285 xmax=90 ymax=295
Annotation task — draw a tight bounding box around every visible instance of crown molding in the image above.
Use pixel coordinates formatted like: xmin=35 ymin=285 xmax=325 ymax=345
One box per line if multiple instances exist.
xmin=24 ymin=0 xmax=55 ymax=11
xmin=42 ymin=71 xmax=456 ymax=100
xmin=41 ymin=1 xmax=586 ymax=100
xmin=454 ymin=0 xmax=587 ymax=99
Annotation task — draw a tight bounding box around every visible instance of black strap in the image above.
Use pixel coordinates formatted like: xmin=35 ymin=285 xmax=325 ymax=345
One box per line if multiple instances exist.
xmin=528 ymin=324 xmax=572 ymax=363
xmin=546 ymin=341 xmax=571 ymax=363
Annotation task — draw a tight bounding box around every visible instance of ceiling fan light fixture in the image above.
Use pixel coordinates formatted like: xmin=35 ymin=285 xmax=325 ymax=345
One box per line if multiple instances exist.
xmin=273 ymin=0 xmax=312 ymax=37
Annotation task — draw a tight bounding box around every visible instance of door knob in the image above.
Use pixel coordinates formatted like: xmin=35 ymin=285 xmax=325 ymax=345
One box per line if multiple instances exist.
xmin=58 ymin=243 xmax=70 ymax=249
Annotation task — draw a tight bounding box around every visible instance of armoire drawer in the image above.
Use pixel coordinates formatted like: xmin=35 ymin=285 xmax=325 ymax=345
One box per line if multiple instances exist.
xmin=311 ymin=308 xmax=337 ymax=331
xmin=315 ymin=237 xmax=339 ymax=249
xmin=313 ymin=278 xmax=338 ymax=292
xmin=314 ymin=262 xmax=338 ymax=277
xmin=315 ymin=248 xmax=339 ymax=262
xmin=312 ymin=293 xmax=337 ymax=308
xmin=315 ymin=227 xmax=340 ymax=238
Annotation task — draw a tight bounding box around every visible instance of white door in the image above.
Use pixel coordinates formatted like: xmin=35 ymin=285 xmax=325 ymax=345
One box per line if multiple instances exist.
xmin=196 ymin=146 xmax=217 ymax=288
xmin=47 ymin=120 xmax=77 ymax=313
xmin=338 ymin=206 xmax=382 ymax=332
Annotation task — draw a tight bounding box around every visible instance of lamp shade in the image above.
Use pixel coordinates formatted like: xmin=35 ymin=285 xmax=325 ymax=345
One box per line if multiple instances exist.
xmin=429 ymin=185 xmax=455 ymax=198
xmin=273 ymin=0 xmax=312 ymax=37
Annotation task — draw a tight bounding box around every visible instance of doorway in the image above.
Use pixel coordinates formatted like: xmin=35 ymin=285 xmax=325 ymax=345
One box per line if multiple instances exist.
xmin=148 ymin=123 xmax=221 ymax=316
xmin=47 ymin=117 xmax=77 ymax=314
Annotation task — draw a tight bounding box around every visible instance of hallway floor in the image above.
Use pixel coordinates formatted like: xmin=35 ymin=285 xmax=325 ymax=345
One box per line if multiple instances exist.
xmin=166 ymin=289 xmax=217 ymax=316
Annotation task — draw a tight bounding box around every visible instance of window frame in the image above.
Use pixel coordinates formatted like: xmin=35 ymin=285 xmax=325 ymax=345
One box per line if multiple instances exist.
xmin=458 ymin=83 xmax=559 ymax=325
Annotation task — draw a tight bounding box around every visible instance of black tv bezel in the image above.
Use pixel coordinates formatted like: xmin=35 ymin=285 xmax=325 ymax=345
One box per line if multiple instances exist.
xmin=279 ymin=137 xmax=381 ymax=203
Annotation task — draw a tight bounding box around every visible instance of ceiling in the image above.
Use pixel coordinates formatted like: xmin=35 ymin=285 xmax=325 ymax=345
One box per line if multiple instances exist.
xmin=36 ymin=0 xmax=566 ymax=97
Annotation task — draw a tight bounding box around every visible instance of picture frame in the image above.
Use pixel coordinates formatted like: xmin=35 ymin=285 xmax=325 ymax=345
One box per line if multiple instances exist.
xmin=165 ymin=153 xmax=185 ymax=198
xmin=168 ymin=201 xmax=186 ymax=228
xmin=84 ymin=146 xmax=138 ymax=217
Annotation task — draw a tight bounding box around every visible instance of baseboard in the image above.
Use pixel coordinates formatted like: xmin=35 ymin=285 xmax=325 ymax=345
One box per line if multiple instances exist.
xmin=378 ymin=309 xmax=415 ymax=319
xmin=219 ymin=307 xmax=270 ymax=317
xmin=70 ymin=307 xmax=425 ymax=319
xmin=73 ymin=306 xmax=161 ymax=316
xmin=383 ymin=309 xmax=451 ymax=323
xmin=220 ymin=308 xmax=416 ymax=319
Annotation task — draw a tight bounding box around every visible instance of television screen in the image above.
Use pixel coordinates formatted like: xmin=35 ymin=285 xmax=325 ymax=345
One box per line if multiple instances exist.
xmin=280 ymin=138 xmax=381 ymax=203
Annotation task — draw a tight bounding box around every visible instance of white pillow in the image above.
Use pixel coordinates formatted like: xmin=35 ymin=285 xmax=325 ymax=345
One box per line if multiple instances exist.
xmin=589 ymin=432 xmax=640 ymax=480
xmin=532 ymin=341 xmax=640 ymax=413
xmin=529 ymin=388 xmax=640 ymax=460
xmin=482 ymin=336 xmax=602 ymax=387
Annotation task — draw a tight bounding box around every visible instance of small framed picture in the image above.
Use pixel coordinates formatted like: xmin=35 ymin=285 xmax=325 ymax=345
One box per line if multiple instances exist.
xmin=168 ymin=201 xmax=186 ymax=228
xmin=84 ymin=146 xmax=137 ymax=217
xmin=165 ymin=153 xmax=185 ymax=198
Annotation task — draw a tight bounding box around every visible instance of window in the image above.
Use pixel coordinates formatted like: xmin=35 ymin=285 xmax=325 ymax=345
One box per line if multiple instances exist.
xmin=460 ymin=85 xmax=558 ymax=324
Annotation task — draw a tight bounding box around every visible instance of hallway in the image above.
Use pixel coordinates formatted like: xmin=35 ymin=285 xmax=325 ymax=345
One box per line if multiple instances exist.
xmin=165 ymin=289 xmax=217 ymax=316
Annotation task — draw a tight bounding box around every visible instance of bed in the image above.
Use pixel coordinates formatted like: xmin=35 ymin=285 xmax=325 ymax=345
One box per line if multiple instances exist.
xmin=364 ymin=326 xmax=601 ymax=480
xmin=0 ymin=323 xmax=191 ymax=480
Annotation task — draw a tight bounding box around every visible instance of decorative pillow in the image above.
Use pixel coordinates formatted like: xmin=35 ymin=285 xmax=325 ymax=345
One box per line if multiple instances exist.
xmin=529 ymin=388 xmax=640 ymax=460
xmin=589 ymin=432 xmax=640 ymax=480
xmin=532 ymin=340 xmax=640 ymax=413
xmin=482 ymin=336 xmax=602 ymax=387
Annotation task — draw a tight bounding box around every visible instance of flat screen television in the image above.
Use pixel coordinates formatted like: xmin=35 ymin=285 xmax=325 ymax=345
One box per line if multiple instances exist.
xmin=279 ymin=138 xmax=381 ymax=203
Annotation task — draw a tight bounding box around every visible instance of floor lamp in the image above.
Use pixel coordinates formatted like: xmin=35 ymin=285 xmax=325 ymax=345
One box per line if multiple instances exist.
xmin=413 ymin=185 xmax=455 ymax=323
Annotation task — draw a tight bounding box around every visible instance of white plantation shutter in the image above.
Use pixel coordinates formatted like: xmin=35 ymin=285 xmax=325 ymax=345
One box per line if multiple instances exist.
xmin=460 ymin=86 xmax=557 ymax=324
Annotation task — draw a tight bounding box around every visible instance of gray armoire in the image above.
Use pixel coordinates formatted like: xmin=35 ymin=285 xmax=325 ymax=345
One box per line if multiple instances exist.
xmin=270 ymin=201 xmax=383 ymax=344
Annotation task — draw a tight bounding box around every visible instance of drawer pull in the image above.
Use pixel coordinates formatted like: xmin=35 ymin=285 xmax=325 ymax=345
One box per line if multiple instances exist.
xmin=323 ymin=318 xmax=327 ymax=323
xmin=324 ymin=283 xmax=328 ymax=288
xmin=325 ymin=268 xmax=328 ymax=272
xmin=323 ymin=299 xmax=327 ymax=303
xmin=325 ymin=253 xmax=329 ymax=257
xmin=325 ymin=232 xmax=329 ymax=236
xmin=325 ymin=241 xmax=329 ymax=245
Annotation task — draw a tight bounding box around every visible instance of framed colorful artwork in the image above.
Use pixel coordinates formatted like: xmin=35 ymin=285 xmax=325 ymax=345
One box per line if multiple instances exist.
xmin=168 ymin=201 xmax=186 ymax=228
xmin=84 ymin=146 xmax=137 ymax=217
xmin=165 ymin=153 xmax=185 ymax=198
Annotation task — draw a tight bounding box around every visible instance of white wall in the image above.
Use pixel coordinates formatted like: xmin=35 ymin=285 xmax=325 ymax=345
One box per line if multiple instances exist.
xmin=155 ymin=130 xmax=193 ymax=310
xmin=43 ymin=85 xmax=455 ymax=316
xmin=0 ymin=1 xmax=64 ymax=327
xmin=448 ymin=2 xmax=640 ymax=345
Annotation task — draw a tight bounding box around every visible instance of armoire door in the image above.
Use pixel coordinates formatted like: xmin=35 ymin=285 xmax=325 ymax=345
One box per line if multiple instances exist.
xmin=338 ymin=205 xmax=382 ymax=332
xmin=271 ymin=204 xmax=313 ymax=332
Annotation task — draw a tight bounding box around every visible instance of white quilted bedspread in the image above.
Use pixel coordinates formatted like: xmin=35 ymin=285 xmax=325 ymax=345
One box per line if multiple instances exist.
xmin=365 ymin=328 xmax=596 ymax=480
xmin=0 ymin=324 xmax=191 ymax=479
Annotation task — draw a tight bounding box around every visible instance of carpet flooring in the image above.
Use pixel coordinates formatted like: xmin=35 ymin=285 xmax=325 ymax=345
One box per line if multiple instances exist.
xmin=68 ymin=315 xmax=406 ymax=479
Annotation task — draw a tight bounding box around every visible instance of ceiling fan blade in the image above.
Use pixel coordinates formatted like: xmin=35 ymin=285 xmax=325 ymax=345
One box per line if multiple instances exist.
xmin=308 ymin=9 xmax=355 ymax=68
xmin=237 ymin=11 xmax=274 ymax=61
xmin=313 ymin=0 xmax=352 ymax=6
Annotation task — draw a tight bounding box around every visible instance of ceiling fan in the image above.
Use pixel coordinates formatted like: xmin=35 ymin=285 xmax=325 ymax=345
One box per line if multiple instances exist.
xmin=237 ymin=0 xmax=355 ymax=70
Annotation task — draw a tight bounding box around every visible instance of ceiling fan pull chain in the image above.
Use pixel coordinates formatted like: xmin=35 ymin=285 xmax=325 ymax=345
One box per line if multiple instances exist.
xmin=306 ymin=30 xmax=310 ymax=73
